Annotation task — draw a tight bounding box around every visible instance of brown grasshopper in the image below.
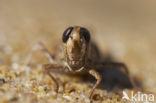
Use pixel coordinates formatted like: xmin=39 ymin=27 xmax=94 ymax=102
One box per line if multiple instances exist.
xmin=25 ymin=26 xmax=137 ymax=99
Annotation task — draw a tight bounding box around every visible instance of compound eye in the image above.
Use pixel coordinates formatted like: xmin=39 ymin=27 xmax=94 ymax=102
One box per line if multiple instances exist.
xmin=62 ymin=27 xmax=73 ymax=43
xmin=80 ymin=27 xmax=90 ymax=43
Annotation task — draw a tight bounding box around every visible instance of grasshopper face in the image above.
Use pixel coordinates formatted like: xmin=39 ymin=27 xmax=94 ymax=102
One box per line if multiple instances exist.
xmin=62 ymin=26 xmax=90 ymax=71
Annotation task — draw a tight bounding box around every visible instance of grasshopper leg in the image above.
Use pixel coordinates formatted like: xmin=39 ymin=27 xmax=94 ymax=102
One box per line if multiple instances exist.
xmin=25 ymin=42 xmax=55 ymax=66
xmin=43 ymin=64 xmax=66 ymax=93
xmin=88 ymin=69 xmax=102 ymax=99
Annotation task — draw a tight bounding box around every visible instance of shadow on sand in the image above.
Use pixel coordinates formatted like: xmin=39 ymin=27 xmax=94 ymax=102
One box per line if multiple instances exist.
xmin=79 ymin=42 xmax=143 ymax=92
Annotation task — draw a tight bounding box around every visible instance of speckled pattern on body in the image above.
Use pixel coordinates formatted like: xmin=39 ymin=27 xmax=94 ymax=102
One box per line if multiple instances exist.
xmin=0 ymin=0 xmax=156 ymax=103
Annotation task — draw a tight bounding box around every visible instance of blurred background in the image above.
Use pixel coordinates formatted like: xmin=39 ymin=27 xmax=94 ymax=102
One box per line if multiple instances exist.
xmin=0 ymin=0 xmax=156 ymax=93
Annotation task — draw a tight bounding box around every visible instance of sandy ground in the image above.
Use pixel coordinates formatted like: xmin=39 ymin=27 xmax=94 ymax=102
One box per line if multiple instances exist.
xmin=0 ymin=0 xmax=156 ymax=103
